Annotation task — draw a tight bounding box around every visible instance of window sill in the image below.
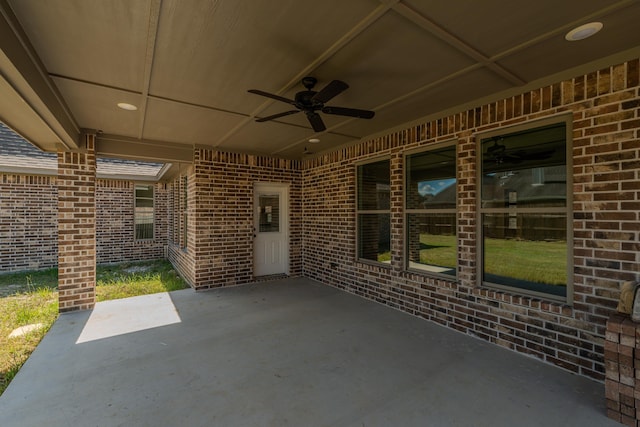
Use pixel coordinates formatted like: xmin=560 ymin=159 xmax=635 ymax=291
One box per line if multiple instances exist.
xmin=356 ymin=259 xmax=392 ymax=269
xmin=407 ymin=261 xmax=456 ymax=279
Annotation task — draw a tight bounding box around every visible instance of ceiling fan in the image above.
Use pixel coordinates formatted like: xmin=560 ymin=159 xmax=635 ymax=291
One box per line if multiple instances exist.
xmin=485 ymin=138 xmax=555 ymax=165
xmin=248 ymin=77 xmax=375 ymax=132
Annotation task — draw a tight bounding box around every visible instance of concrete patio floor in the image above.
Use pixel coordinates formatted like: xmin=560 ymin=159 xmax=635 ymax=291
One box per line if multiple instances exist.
xmin=0 ymin=278 xmax=617 ymax=427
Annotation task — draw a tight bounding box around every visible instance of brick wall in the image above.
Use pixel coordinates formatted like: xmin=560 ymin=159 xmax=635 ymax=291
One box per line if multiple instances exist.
xmin=1 ymin=177 xmax=170 ymax=273
xmin=301 ymin=58 xmax=640 ymax=381
xmin=96 ymin=179 xmax=168 ymax=264
xmin=167 ymin=151 xmax=302 ymax=290
xmin=167 ymin=166 xmax=196 ymax=287
xmin=0 ymin=174 xmax=57 ymax=272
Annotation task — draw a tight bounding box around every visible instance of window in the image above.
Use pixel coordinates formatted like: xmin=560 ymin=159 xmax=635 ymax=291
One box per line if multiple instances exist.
xmin=135 ymin=184 xmax=154 ymax=240
xmin=406 ymin=144 xmax=457 ymax=276
xmin=479 ymin=119 xmax=571 ymax=300
xmin=357 ymin=159 xmax=390 ymax=263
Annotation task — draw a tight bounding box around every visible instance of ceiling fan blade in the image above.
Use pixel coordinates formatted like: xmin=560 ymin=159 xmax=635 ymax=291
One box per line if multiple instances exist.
xmin=247 ymin=89 xmax=295 ymax=105
xmin=306 ymin=113 xmax=326 ymax=132
xmin=312 ymin=80 xmax=349 ymax=103
xmin=322 ymin=106 xmax=375 ymax=119
xmin=255 ymin=110 xmax=300 ymax=123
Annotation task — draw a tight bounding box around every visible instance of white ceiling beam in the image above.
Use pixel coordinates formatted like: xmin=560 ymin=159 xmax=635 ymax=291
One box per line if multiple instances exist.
xmin=137 ymin=0 xmax=163 ymax=140
xmin=96 ymin=133 xmax=193 ymax=163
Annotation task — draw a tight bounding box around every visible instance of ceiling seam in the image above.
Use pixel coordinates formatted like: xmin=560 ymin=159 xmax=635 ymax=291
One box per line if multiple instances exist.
xmin=212 ymin=1 xmax=398 ymax=148
xmin=48 ymin=74 xmax=252 ymax=118
xmin=137 ymin=0 xmax=163 ymax=140
xmin=148 ymin=94 xmax=251 ymax=117
xmin=48 ymin=73 xmax=143 ymax=94
xmin=392 ymin=2 xmax=525 ymax=86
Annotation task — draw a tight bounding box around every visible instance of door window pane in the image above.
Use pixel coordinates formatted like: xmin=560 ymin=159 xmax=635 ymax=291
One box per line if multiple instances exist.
xmin=259 ymin=195 xmax=280 ymax=232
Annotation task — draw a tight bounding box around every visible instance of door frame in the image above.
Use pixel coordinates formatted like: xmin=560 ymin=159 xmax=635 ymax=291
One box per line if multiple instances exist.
xmin=253 ymin=182 xmax=290 ymax=276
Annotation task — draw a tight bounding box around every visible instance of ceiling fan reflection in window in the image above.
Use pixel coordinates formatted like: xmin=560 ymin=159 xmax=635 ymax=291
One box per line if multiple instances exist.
xmin=248 ymin=77 xmax=375 ymax=132
xmin=485 ymin=137 xmax=556 ymax=165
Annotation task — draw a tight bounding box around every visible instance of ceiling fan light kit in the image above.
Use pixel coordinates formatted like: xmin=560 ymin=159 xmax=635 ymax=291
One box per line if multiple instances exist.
xmin=248 ymin=77 xmax=375 ymax=132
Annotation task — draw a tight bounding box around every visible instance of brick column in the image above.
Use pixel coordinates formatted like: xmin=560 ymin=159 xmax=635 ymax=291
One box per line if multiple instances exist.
xmin=390 ymin=152 xmax=403 ymax=270
xmin=57 ymin=133 xmax=96 ymax=312
xmin=605 ymin=313 xmax=639 ymax=426
xmin=457 ymin=135 xmax=477 ymax=286
xmin=406 ymin=179 xmax=422 ymax=264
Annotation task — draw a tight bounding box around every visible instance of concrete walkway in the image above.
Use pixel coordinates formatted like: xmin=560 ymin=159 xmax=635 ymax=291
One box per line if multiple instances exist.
xmin=0 ymin=278 xmax=617 ymax=427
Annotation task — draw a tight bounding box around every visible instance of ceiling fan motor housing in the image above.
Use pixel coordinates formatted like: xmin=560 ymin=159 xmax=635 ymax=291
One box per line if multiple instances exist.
xmin=295 ymin=90 xmax=322 ymax=111
xmin=301 ymin=76 xmax=318 ymax=90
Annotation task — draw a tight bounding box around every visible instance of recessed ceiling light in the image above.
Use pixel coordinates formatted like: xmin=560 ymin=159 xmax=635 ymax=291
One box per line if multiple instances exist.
xmin=309 ymin=138 xmax=320 ymax=144
xmin=117 ymin=102 xmax=138 ymax=111
xmin=565 ymin=22 xmax=603 ymax=41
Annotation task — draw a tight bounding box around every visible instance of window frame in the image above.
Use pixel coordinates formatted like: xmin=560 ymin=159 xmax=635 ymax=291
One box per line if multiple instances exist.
xmin=404 ymin=141 xmax=458 ymax=278
xmin=355 ymin=156 xmax=391 ymax=266
xmin=134 ymin=183 xmax=155 ymax=241
xmin=476 ymin=114 xmax=573 ymax=303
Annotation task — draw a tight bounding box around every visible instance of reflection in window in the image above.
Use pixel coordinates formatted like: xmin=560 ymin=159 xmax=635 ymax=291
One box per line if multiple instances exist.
xmin=357 ymin=159 xmax=390 ymax=263
xmin=483 ymin=213 xmax=567 ymax=296
xmin=135 ymin=184 xmax=154 ymax=240
xmin=258 ymin=195 xmax=280 ymax=232
xmin=406 ymin=145 xmax=456 ymax=276
xmin=480 ymin=122 xmax=569 ymax=299
xmin=358 ymin=213 xmax=391 ymax=262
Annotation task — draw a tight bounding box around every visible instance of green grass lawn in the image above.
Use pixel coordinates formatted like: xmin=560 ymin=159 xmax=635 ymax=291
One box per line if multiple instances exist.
xmin=0 ymin=260 xmax=187 ymax=396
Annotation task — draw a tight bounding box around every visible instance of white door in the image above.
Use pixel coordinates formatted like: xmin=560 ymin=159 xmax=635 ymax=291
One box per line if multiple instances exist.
xmin=254 ymin=183 xmax=289 ymax=277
